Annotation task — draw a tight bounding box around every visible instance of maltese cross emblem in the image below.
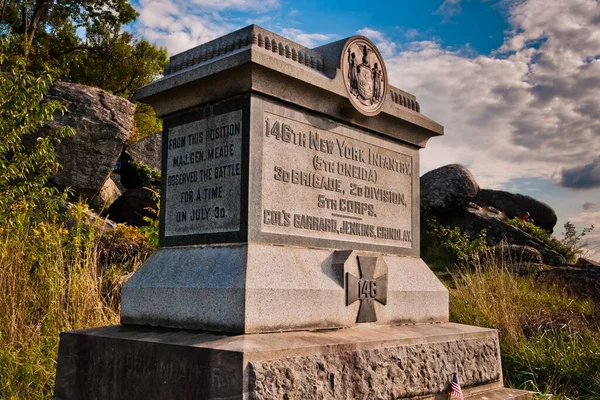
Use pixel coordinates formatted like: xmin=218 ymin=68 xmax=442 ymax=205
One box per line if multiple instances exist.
xmin=346 ymin=256 xmax=388 ymax=323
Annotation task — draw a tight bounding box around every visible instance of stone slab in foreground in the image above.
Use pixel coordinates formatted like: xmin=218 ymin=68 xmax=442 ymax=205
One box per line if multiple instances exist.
xmin=54 ymin=322 xmax=530 ymax=400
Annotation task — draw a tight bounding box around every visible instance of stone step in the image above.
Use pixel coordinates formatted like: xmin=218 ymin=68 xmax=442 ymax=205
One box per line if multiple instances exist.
xmin=466 ymin=387 xmax=533 ymax=399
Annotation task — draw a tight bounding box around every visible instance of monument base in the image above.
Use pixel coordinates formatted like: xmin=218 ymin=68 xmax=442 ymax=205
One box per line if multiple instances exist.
xmin=54 ymin=322 xmax=529 ymax=399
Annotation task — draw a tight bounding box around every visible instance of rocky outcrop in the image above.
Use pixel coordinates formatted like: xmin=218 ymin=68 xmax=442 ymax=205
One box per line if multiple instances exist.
xmin=125 ymin=132 xmax=161 ymax=172
xmin=422 ymin=165 xmax=566 ymax=266
xmin=474 ymin=189 xmax=557 ymax=233
xmin=576 ymin=257 xmax=600 ymax=267
xmin=36 ymin=81 xmax=135 ymax=204
xmin=421 ymin=164 xmax=479 ymax=212
xmin=491 ymin=244 xmax=543 ymax=264
xmin=89 ymin=178 xmax=121 ymax=211
xmin=438 ymin=203 xmax=567 ymax=265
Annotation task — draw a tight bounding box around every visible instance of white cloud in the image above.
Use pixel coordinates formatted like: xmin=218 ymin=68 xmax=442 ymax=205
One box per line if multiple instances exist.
xmin=187 ymin=0 xmax=279 ymax=12
xmin=404 ymin=28 xmax=419 ymax=40
xmin=133 ymin=0 xmax=279 ymax=55
xmin=356 ymin=28 xmax=397 ymax=58
xmin=566 ymin=210 xmax=600 ymax=262
xmin=280 ymin=28 xmax=335 ymax=48
xmin=434 ymin=0 xmax=462 ymax=22
xmin=381 ymin=0 xmax=600 ymax=189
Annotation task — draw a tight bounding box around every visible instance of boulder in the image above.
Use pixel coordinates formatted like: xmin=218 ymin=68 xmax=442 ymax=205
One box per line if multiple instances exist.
xmin=104 ymin=187 xmax=157 ymax=227
xmin=491 ymin=244 xmax=543 ymax=264
xmin=89 ymin=178 xmax=121 ymax=211
xmin=438 ymin=204 xmax=567 ymax=266
xmin=125 ymin=132 xmax=161 ymax=172
xmin=537 ymin=264 xmax=600 ymax=302
xmin=36 ymin=81 xmax=135 ymax=202
xmin=576 ymin=257 xmax=600 ymax=267
xmin=421 ymin=164 xmax=479 ymax=212
xmin=474 ymin=189 xmax=557 ymax=233
xmin=57 ymin=201 xmax=117 ymax=233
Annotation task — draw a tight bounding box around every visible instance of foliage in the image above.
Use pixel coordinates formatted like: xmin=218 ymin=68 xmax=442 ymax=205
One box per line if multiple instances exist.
xmin=132 ymin=103 xmax=162 ymax=140
xmin=0 ymin=39 xmax=73 ymax=214
xmin=1 ymin=0 xmax=168 ymax=141
xmin=421 ymin=208 xmax=488 ymax=269
xmin=98 ymin=223 xmax=155 ymax=310
xmin=507 ymin=218 xmax=593 ymax=263
xmin=561 ymin=221 xmax=594 ymax=260
xmin=139 ymin=191 xmax=160 ymax=248
xmin=449 ymin=254 xmax=600 ymax=398
xmin=0 ymin=0 xmax=167 ymax=96
xmin=0 ymin=203 xmax=151 ymax=399
xmin=130 ymin=160 xmax=161 ymax=189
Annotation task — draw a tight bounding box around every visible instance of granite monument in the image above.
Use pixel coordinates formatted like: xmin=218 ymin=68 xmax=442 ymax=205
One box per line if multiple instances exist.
xmin=55 ymin=25 xmax=529 ymax=399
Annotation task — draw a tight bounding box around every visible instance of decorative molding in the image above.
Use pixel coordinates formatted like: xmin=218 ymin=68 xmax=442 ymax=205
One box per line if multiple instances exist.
xmin=161 ymin=25 xmax=420 ymax=115
xmin=390 ymin=90 xmax=420 ymax=113
xmin=163 ymin=26 xmax=325 ymax=76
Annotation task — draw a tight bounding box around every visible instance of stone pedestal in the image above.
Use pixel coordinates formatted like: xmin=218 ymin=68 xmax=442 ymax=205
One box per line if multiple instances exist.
xmin=56 ymin=323 xmax=508 ymax=400
xmin=55 ymin=25 xmax=530 ymax=399
xmin=122 ymin=244 xmax=448 ymax=333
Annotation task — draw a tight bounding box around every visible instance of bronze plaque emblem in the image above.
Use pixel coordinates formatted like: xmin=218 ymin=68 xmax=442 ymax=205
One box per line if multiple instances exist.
xmin=346 ymin=256 xmax=388 ymax=323
xmin=342 ymin=38 xmax=387 ymax=116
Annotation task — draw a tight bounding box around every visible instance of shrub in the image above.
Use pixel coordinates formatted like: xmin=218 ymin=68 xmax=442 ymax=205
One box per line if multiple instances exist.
xmin=421 ymin=208 xmax=488 ymax=269
xmin=0 ymin=205 xmax=151 ymax=399
xmin=0 ymin=38 xmax=73 ymax=215
xmin=507 ymin=218 xmax=593 ymax=263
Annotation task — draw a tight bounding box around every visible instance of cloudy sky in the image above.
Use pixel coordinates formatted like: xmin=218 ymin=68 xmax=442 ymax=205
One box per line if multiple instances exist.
xmin=130 ymin=0 xmax=600 ymax=259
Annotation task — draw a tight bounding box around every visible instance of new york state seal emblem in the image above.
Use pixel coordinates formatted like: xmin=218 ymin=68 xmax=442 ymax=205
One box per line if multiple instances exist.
xmin=342 ymin=37 xmax=388 ymax=116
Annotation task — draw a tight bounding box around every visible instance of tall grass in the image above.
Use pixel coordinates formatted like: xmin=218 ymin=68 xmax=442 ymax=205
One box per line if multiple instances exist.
xmin=449 ymin=253 xmax=600 ymax=399
xmin=0 ymin=202 xmax=152 ymax=399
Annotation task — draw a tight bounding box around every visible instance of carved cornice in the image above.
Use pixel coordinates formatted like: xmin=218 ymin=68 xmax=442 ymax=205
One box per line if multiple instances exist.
xmin=159 ymin=25 xmax=422 ymax=114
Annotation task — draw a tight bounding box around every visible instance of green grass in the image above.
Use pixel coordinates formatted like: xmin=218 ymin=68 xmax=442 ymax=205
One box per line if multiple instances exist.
xmin=449 ymin=254 xmax=600 ymax=399
xmin=0 ymin=202 xmax=152 ymax=399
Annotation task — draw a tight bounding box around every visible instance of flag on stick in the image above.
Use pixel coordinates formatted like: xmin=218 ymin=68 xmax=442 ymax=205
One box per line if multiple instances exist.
xmin=450 ymin=373 xmax=464 ymax=400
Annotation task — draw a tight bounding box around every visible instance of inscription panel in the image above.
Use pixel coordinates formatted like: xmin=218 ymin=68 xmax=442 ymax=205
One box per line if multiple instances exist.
xmin=261 ymin=111 xmax=413 ymax=249
xmin=55 ymin=329 xmax=242 ymax=400
xmin=164 ymin=110 xmax=242 ymax=237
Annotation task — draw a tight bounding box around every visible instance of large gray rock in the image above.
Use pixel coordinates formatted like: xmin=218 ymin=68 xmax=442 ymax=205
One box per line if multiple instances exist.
xmin=89 ymin=177 xmax=121 ymax=211
xmin=474 ymin=189 xmax=557 ymax=233
xmin=104 ymin=187 xmax=157 ymax=227
xmin=125 ymin=132 xmax=161 ymax=172
xmin=38 ymin=81 xmax=135 ymax=202
xmin=421 ymin=164 xmax=479 ymax=212
xmin=491 ymin=244 xmax=543 ymax=264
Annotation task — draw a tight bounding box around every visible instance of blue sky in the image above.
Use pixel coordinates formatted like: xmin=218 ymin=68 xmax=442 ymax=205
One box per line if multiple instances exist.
xmin=130 ymin=0 xmax=600 ymax=259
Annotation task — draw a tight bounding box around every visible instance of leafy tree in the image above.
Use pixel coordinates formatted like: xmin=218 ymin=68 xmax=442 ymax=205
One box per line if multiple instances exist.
xmin=0 ymin=38 xmax=73 ymax=214
xmin=1 ymin=0 xmax=168 ymax=138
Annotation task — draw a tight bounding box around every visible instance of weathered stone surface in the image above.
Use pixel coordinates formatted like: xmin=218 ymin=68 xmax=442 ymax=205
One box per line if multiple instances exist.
xmin=474 ymin=189 xmax=557 ymax=233
xmin=249 ymin=337 xmax=500 ymax=399
xmin=55 ymin=323 xmax=508 ymax=400
xmin=577 ymin=257 xmax=600 ymax=267
xmin=465 ymin=388 xmax=532 ymax=399
xmin=104 ymin=187 xmax=157 ymax=227
xmin=121 ymin=244 xmax=448 ymax=333
xmin=89 ymin=177 xmax=121 ymax=211
xmin=421 ymin=164 xmax=479 ymax=212
xmin=439 ymin=204 xmax=567 ymax=266
xmin=125 ymin=132 xmax=162 ymax=171
xmin=491 ymin=244 xmax=543 ymax=264
xmin=38 ymin=81 xmax=135 ymax=201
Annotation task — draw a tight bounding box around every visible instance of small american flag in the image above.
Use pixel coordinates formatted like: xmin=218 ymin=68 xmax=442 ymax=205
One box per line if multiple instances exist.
xmin=450 ymin=373 xmax=464 ymax=400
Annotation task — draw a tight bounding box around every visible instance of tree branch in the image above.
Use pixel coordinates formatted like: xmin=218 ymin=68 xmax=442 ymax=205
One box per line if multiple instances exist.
xmin=0 ymin=0 xmax=7 ymax=25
